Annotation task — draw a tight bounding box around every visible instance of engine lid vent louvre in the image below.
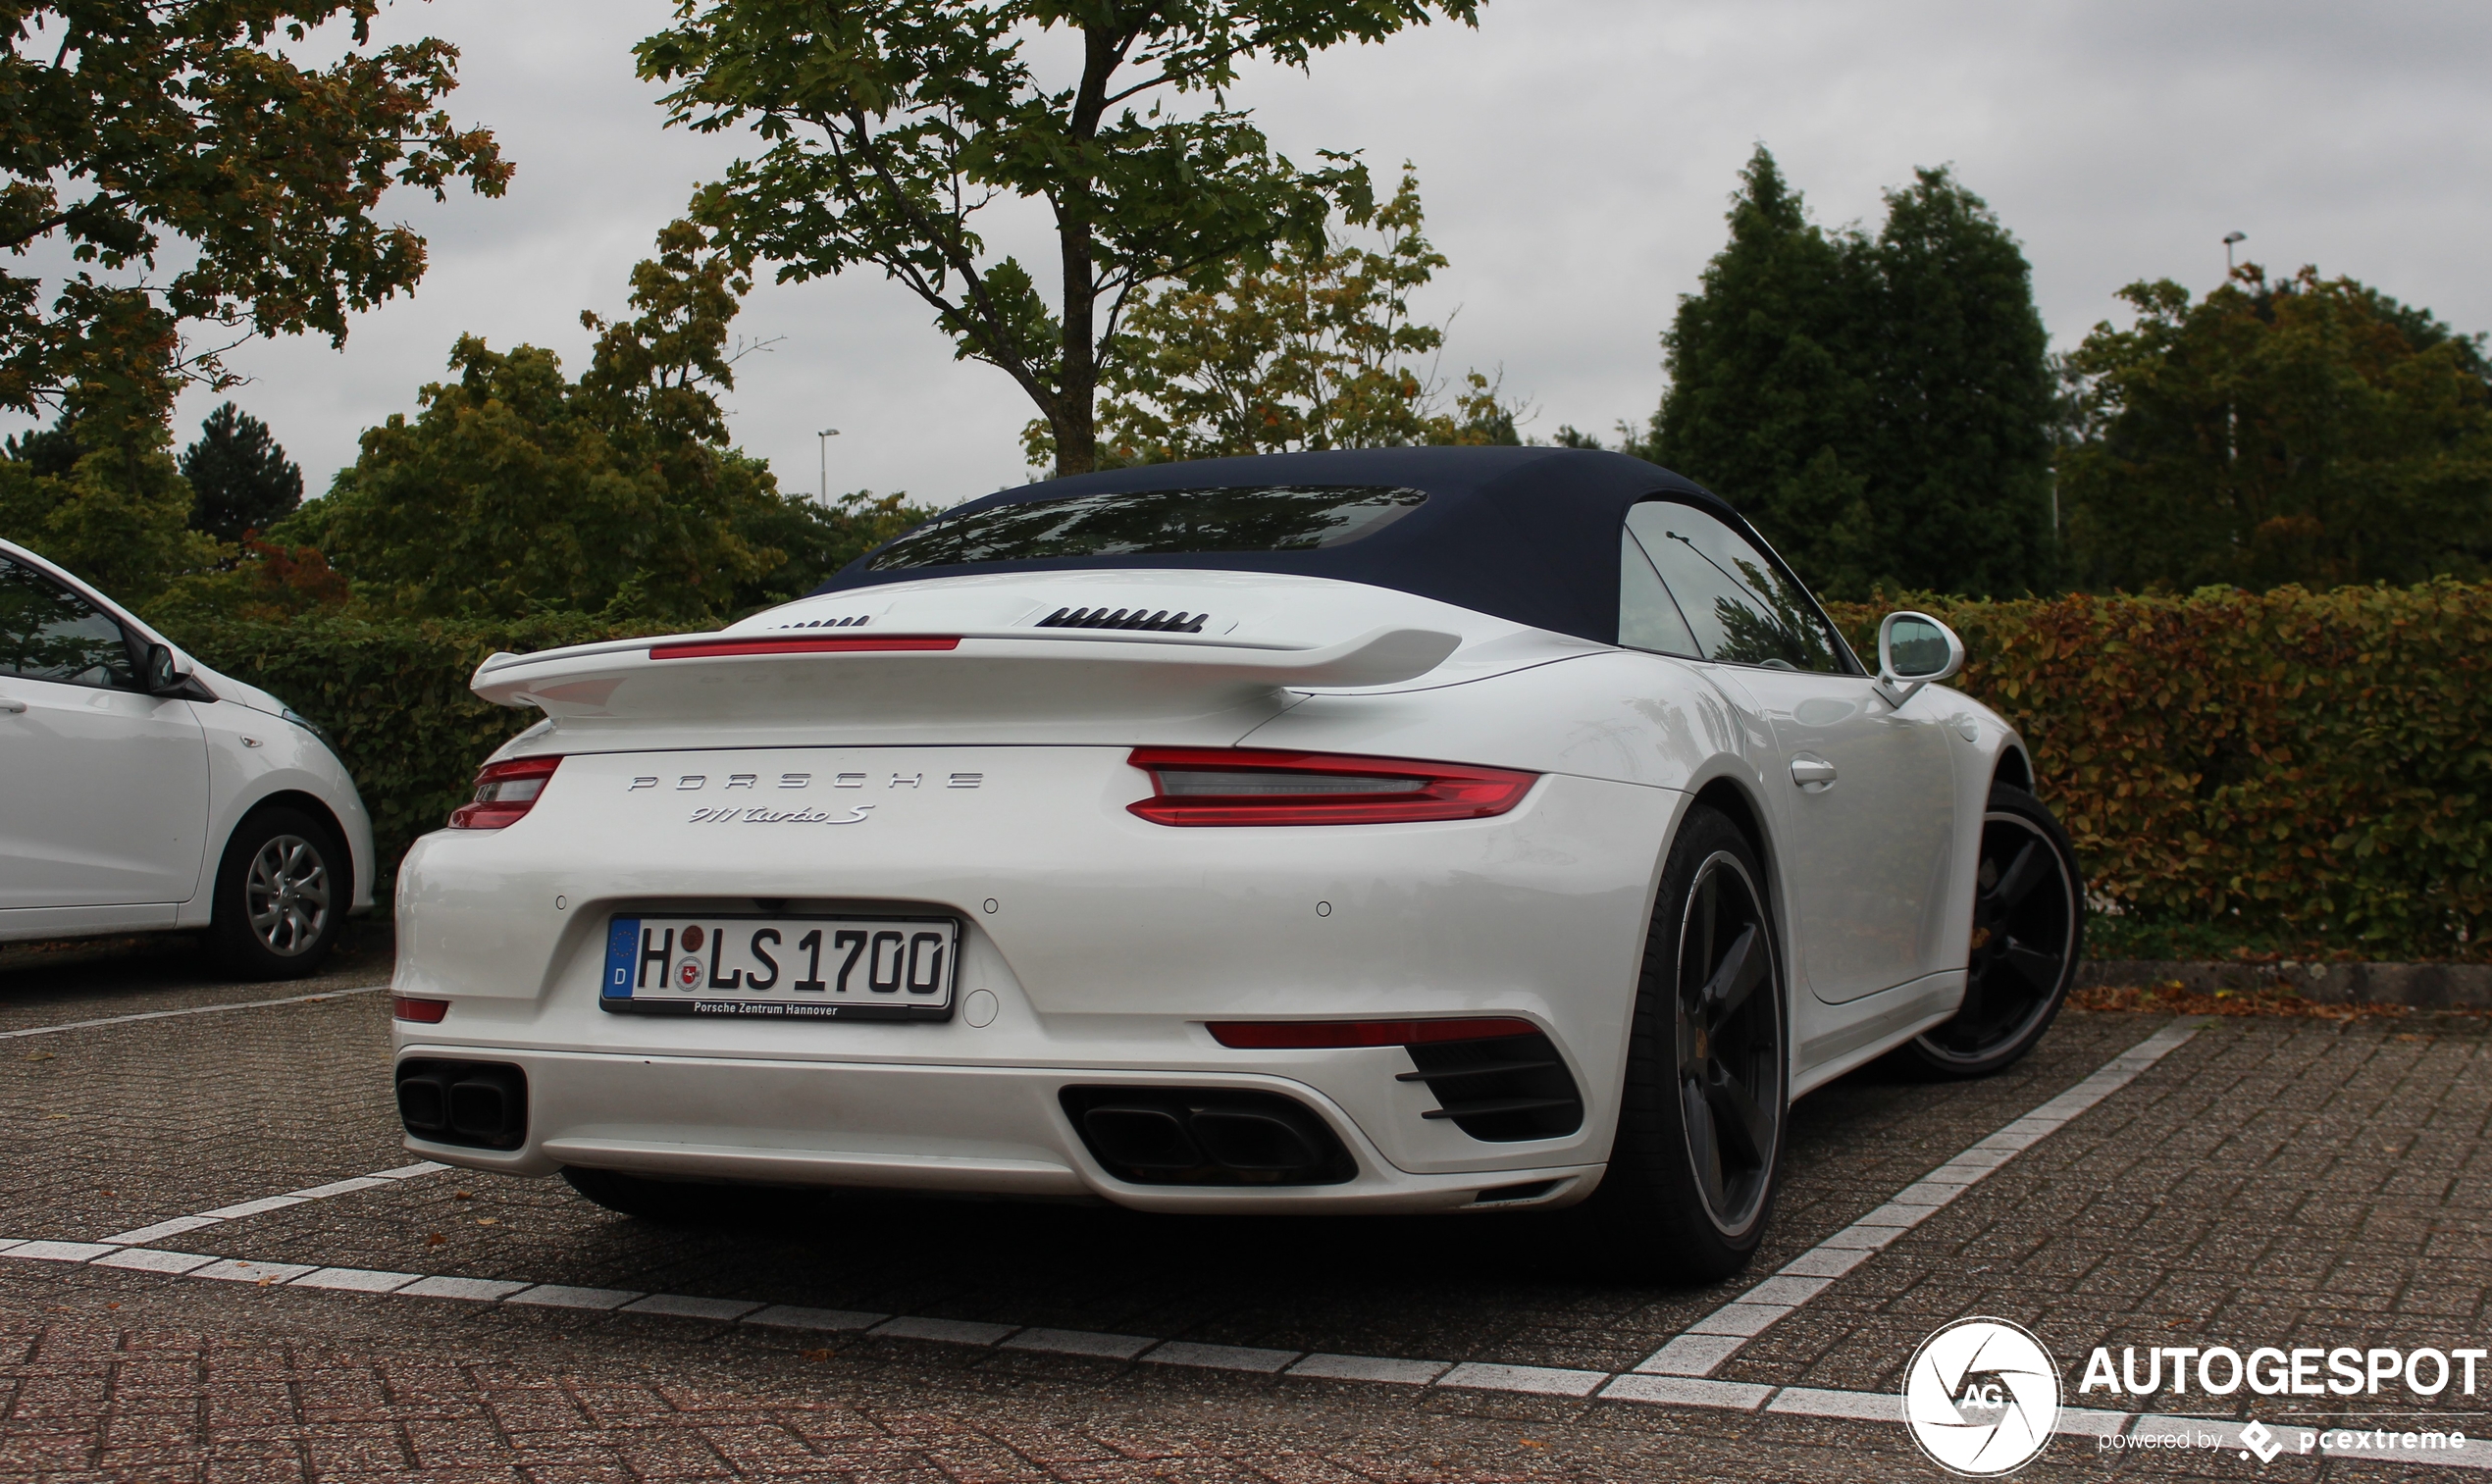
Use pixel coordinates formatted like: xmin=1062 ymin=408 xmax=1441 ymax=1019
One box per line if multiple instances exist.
xmin=1036 ymin=606 xmax=1209 ymax=633
xmin=773 ymin=614 xmax=873 ymax=630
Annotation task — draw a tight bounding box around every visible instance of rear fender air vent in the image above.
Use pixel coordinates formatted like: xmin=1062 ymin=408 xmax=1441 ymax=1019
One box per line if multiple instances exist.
xmin=1036 ymin=606 xmax=1209 ymax=633
xmin=1059 ymin=1086 xmax=1353 ymax=1185
xmin=1401 ymin=1032 xmax=1583 ymax=1142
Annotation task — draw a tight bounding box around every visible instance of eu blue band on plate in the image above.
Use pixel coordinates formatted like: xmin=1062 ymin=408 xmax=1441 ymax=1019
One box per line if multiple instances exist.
xmin=603 ymin=917 xmax=641 ymax=998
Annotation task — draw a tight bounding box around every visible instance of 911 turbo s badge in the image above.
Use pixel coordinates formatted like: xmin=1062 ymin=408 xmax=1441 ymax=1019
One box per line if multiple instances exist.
xmin=685 ymin=803 xmax=876 ymax=826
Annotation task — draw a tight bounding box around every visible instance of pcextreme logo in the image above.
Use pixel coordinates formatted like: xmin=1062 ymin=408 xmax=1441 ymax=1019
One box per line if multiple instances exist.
xmin=1903 ymin=1317 xmax=2062 ymax=1476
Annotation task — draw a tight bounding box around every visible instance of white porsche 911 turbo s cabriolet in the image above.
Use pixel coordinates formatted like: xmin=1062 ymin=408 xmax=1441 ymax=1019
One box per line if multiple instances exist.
xmin=390 ymin=447 xmax=2083 ymax=1278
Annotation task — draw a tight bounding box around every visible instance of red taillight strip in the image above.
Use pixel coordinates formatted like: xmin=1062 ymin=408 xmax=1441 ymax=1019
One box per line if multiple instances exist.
xmin=1126 ymin=746 xmax=1537 ymax=827
xmin=392 ymin=997 xmax=448 ymax=1023
xmin=649 ymin=636 xmax=960 ymax=659
xmin=1207 ymin=1017 xmax=1539 ymax=1049
xmin=447 ymin=754 xmax=562 ymax=830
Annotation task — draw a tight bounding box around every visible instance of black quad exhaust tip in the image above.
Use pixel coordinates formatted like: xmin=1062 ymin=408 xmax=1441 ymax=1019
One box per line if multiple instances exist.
xmin=1188 ymin=1108 xmax=1324 ymax=1171
xmin=396 ymin=1058 xmax=529 ymax=1151
xmin=1080 ymin=1105 xmax=1199 ymax=1170
xmin=1062 ymin=1087 xmax=1352 ymax=1186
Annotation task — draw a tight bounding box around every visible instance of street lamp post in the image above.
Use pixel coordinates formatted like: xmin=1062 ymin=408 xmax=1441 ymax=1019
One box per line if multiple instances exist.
xmin=2219 ymin=234 xmax=2246 ymax=469
xmin=816 ymin=428 xmax=841 ymax=502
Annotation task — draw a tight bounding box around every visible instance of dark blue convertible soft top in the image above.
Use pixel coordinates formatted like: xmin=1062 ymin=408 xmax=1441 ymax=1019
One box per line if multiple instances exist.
xmin=812 ymin=446 xmax=1721 ymax=645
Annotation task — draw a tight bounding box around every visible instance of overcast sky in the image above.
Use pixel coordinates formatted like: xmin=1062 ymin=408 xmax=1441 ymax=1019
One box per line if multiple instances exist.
xmin=105 ymin=0 xmax=2492 ymax=508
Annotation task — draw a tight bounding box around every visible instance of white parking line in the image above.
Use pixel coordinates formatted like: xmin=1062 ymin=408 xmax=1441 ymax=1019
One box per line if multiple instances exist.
xmin=95 ymin=1159 xmax=445 ymax=1247
xmin=1629 ymin=1016 xmax=2211 ymax=1379
xmin=16 ymin=1225 xmax=2484 ymax=1470
xmin=0 ymin=984 xmax=389 ymax=1041
xmin=1143 ymin=1340 xmax=1299 ymax=1373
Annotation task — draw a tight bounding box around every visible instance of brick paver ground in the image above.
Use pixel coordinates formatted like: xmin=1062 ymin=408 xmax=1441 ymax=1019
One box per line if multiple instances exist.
xmin=4 ymin=937 xmax=2487 ymax=1481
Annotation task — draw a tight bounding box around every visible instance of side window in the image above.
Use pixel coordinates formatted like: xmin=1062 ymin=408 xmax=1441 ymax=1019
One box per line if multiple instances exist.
xmin=0 ymin=556 xmax=137 ymax=689
xmin=1624 ymin=503 xmax=1846 ymax=674
xmin=1618 ymin=530 xmax=1699 ymax=656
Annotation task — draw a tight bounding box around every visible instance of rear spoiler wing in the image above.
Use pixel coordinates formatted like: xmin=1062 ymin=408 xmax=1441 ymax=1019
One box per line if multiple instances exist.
xmin=470 ymin=626 xmax=1463 ymax=722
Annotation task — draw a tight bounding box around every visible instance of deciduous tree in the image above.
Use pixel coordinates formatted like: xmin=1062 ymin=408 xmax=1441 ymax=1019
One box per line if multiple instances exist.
xmin=636 ymin=0 xmax=1479 ymax=477
xmin=286 ymin=224 xmax=927 ymax=624
xmin=1038 ymin=166 xmax=1521 ymax=465
xmin=0 ymin=427 xmax=217 ymax=603
xmin=2060 ymin=267 xmax=2492 ymax=590
xmin=0 ymin=2 xmax=509 ymax=426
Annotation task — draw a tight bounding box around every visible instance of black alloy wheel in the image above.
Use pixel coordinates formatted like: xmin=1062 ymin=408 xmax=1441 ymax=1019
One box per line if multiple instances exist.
xmin=1907 ymin=784 xmax=2085 ymax=1078
xmin=1596 ymin=803 xmax=1788 ymax=1281
xmin=210 ymin=805 xmax=346 ymax=980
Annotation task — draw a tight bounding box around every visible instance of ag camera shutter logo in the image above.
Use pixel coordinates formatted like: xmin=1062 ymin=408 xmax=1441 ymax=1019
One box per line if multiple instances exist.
xmin=1903 ymin=1317 xmax=2062 ymax=1475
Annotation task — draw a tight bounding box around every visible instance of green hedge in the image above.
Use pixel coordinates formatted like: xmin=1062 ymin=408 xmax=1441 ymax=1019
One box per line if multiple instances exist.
xmin=171 ymin=584 xmax=2492 ymax=957
xmin=169 ymin=613 xmax=631 ymax=900
xmin=1828 ymin=582 xmax=2492 ymax=961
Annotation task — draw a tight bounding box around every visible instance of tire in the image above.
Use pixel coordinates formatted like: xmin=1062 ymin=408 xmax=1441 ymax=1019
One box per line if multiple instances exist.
xmin=560 ymin=1166 xmax=785 ymax=1225
xmin=1904 ymin=784 xmax=2085 ymax=1078
xmin=209 ymin=805 xmax=344 ymax=980
xmin=1592 ymin=803 xmax=1789 ymax=1282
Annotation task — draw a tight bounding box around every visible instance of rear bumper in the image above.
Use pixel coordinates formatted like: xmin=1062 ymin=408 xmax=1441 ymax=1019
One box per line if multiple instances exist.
xmin=395 ymin=1044 xmax=1601 ymax=1214
xmin=391 ymin=746 xmax=1687 ymax=1203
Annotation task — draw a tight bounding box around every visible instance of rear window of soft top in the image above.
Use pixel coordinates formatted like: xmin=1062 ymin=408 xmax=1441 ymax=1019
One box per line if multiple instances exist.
xmin=863 ymin=485 xmax=1427 ymax=572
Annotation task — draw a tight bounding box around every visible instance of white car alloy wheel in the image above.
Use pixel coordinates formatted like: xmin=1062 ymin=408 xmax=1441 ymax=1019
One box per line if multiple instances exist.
xmin=1600 ymin=802 xmax=1789 ymax=1281
xmin=245 ymin=833 xmax=331 ymax=956
xmin=1908 ymin=786 xmax=2085 ymax=1077
xmin=1675 ymin=847 xmax=1783 ymax=1237
xmin=213 ymin=805 xmax=348 ymax=979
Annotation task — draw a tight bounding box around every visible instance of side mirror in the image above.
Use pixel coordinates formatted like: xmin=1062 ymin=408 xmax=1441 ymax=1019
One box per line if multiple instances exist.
xmin=1874 ymin=611 xmax=1964 ymax=709
xmin=142 ymin=641 xmax=194 ymax=697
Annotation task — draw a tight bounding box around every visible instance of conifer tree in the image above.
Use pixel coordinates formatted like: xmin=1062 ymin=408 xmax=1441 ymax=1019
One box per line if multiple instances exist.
xmin=1650 ymin=147 xmax=2054 ymax=599
xmin=180 ymin=404 xmax=304 ymax=541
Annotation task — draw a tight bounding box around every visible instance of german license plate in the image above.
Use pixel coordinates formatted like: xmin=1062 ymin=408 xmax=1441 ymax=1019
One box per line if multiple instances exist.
xmin=600 ymin=914 xmax=959 ymax=1021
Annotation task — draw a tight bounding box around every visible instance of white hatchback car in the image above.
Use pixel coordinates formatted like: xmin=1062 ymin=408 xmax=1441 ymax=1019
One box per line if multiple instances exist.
xmin=0 ymin=537 xmax=375 ymax=977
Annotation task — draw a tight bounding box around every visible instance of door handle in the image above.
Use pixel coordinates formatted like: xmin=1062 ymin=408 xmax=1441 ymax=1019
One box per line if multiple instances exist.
xmin=1790 ymin=754 xmax=1837 ymax=791
xmin=0 ymin=698 xmax=25 ymax=714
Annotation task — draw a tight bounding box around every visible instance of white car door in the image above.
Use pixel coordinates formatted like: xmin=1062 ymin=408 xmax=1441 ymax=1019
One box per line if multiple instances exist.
xmin=0 ymin=555 xmax=209 ymax=909
xmin=1625 ymin=502 xmax=1957 ymax=1004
